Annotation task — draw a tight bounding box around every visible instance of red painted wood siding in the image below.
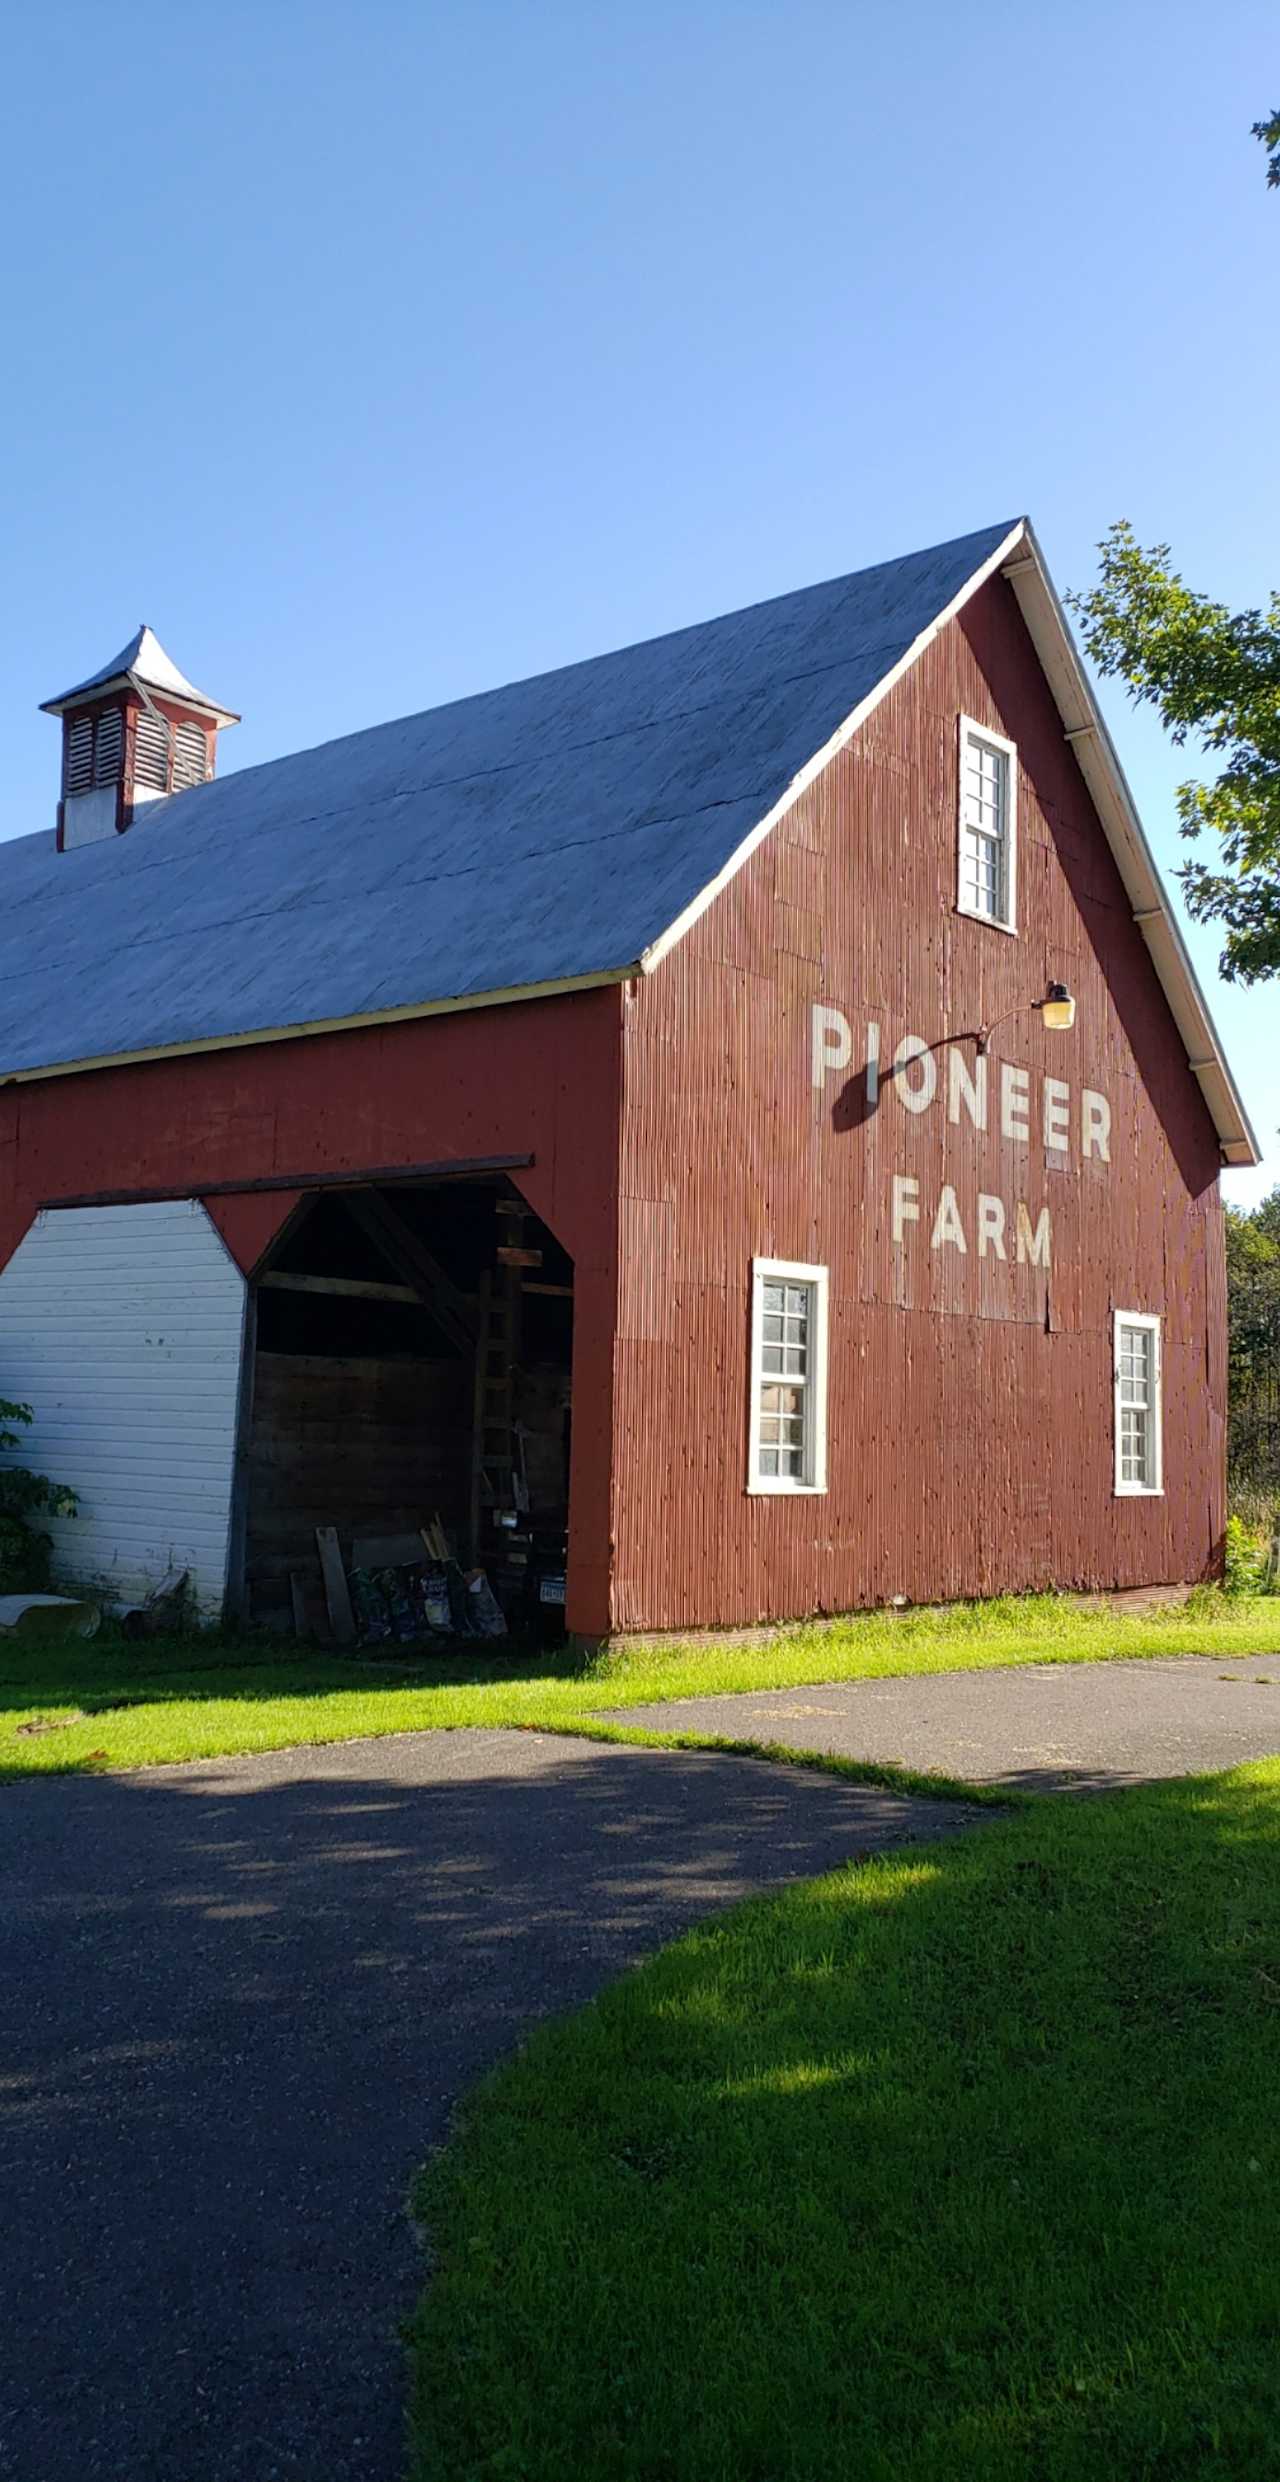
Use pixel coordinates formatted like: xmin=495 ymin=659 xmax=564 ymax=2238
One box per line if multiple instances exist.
xmin=0 ymin=989 xmax=623 ymax=1635
xmin=608 ymin=575 xmax=1227 ymax=1629
xmin=202 ymin=1190 xmax=307 ymax=1275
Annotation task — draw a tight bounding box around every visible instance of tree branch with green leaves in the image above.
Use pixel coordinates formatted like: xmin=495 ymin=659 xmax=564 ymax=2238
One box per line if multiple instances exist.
xmin=1068 ymin=523 xmax=1280 ymax=982
xmin=1254 ymin=108 xmax=1280 ymax=188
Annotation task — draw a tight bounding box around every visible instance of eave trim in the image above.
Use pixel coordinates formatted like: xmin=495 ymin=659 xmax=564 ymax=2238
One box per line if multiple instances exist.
xmin=40 ymin=675 xmax=240 ymax=723
xmin=0 ymin=967 xmax=634 ymax=1087
xmin=1004 ymin=524 xmax=1260 ymax=1168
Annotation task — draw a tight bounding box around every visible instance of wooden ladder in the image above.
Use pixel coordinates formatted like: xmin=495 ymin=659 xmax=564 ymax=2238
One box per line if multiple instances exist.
xmin=468 ymin=1199 xmax=531 ymax=1563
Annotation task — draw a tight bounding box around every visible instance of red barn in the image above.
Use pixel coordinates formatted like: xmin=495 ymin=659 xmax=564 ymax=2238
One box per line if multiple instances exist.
xmin=0 ymin=520 xmax=1259 ymax=1638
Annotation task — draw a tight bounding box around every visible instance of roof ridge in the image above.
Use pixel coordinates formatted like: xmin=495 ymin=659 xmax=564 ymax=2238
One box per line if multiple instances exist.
xmin=110 ymin=521 xmax=1020 ymax=806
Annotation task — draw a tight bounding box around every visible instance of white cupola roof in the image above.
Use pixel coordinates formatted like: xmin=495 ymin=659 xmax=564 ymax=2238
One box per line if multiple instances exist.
xmin=41 ymin=626 xmax=239 ymax=724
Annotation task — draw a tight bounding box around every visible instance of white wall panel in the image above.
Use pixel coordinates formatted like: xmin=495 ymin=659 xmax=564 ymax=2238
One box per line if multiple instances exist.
xmin=0 ymin=1201 xmax=247 ymax=1616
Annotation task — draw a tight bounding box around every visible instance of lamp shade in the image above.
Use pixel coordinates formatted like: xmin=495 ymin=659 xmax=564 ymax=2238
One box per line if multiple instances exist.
xmin=1040 ymin=982 xmax=1076 ymax=1032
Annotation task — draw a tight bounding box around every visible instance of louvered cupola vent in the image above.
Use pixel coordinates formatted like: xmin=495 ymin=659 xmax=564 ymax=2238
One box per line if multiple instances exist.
xmin=92 ymin=706 xmax=123 ymax=787
xmin=41 ymin=627 xmax=238 ymax=851
xmin=63 ymin=707 xmax=124 ymax=799
xmin=173 ymin=719 xmax=210 ymax=790
xmin=64 ymin=715 xmax=93 ymax=797
xmin=134 ymin=711 xmax=172 ymax=790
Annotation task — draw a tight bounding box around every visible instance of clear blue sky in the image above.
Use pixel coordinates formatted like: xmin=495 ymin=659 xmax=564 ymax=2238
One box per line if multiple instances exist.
xmin=2 ymin=3 xmax=1275 ymax=1203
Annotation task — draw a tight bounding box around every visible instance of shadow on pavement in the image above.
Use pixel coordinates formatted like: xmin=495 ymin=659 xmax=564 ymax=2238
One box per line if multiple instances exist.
xmin=0 ymin=1732 xmax=980 ymax=2482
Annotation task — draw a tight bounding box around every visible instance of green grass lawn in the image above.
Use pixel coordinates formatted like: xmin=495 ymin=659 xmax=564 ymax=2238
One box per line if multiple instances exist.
xmin=406 ymin=1758 xmax=1280 ymax=2482
xmin=2 ymin=1590 xmax=1280 ymax=1778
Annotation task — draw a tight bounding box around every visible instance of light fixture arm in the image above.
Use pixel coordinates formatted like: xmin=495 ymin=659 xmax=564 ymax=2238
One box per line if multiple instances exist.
xmin=975 ymin=982 xmax=1076 ymax=1055
xmin=975 ymin=1002 xmax=1023 ymax=1058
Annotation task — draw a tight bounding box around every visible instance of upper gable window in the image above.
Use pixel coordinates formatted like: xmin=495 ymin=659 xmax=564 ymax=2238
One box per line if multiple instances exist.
xmin=957 ymin=716 xmax=1017 ymax=933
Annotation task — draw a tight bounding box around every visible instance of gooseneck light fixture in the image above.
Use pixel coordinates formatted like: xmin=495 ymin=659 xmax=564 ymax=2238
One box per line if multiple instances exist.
xmin=976 ymin=981 xmax=1076 ymax=1056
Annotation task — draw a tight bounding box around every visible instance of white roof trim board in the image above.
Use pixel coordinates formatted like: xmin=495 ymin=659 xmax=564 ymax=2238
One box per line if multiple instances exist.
xmin=639 ymin=519 xmax=1026 ymax=977
xmin=644 ymin=517 xmax=1259 ymax=1167
xmin=2 ymin=520 xmax=1258 ymax=1165
xmin=40 ymin=625 xmax=239 ymax=724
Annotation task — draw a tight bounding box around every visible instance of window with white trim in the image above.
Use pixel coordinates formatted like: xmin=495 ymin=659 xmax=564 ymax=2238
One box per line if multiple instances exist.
xmin=748 ymin=1260 xmax=828 ymax=1494
xmin=1114 ymin=1311 xmax=1162 ymax=1495
xmin=957 ymin=715 xmax=1017 ymax=931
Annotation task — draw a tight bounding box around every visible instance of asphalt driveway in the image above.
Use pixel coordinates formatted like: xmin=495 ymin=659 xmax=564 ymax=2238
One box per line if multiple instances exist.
xmin=605 ymin=1652 xmax=1280 ymax=1790
xmin=0 ymin=1730 xmax=975 ymax=2482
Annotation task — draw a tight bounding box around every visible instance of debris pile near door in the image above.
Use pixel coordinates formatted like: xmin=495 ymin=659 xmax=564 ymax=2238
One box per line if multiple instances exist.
xmin=310 ymin=1516 xmax=510 ymax=1649
xmin=120 ymin=1568 xmax=191 ymax=1640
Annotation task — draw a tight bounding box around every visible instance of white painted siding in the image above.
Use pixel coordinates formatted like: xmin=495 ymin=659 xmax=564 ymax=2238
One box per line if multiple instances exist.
xmin=0 ymin=1201 xmax=247 ymax=1616
xmin=61 ymin=785 xmax=119 ymax=847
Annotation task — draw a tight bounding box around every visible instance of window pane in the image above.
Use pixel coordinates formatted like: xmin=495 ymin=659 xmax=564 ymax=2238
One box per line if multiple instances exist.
xmin=961 ymin=822 xmax=1005 ymax=921
xmin=755 ymin=1272 xmax=819 ymax=1484
xmin=961 ymin=734 xmax=1010 ymax=923
xmin=1121 ymin=1401 xmax=1150 ymax=1483
xmin=1118 ymin=1326 xmax=1151 ymax=1412
xmin=1116 ymin=1325 xmax=1158 ymax=1487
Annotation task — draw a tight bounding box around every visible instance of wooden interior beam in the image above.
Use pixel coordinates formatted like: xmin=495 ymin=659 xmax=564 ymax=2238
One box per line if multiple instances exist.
xmin=344 ymin=1189 xmax=479 ymax=1352
xmin=258 ymin=1271 xmax=420 ymax=1304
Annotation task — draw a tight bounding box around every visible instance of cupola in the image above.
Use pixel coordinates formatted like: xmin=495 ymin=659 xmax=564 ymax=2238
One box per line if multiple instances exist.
xmin=41 ymin=628 xmax=238 ymax=851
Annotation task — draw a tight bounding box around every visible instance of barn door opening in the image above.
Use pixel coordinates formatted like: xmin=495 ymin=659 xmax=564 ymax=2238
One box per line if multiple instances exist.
xmin=239 ymin=1176 xmax=573 ymax=1641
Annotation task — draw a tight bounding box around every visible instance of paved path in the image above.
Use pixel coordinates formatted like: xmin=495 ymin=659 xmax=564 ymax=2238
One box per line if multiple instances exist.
xmin=605 ymin=1653 xmax=1280 ymax=1791
xmin=0 ymin=1730 xmax=976 ymax=2482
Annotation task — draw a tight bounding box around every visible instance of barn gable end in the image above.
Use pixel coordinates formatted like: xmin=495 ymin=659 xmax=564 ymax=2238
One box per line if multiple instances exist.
xmin=608 ymin=570 xmax=1230 ymax=1628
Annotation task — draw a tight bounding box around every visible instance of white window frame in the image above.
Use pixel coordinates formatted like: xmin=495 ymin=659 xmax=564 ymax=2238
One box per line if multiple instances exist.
xmin=747 ymin=1258 xmax=829 ymax=1496
xmin=956 ymin=714 xmax=1018 ymax=935
xmin=1113 ymin=1310 xmax=1163 ymax=1498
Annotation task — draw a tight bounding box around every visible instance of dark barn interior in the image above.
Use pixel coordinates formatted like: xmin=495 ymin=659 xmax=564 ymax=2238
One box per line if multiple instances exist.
xmin=240 ymin=1176 xmax=573 ymax=1640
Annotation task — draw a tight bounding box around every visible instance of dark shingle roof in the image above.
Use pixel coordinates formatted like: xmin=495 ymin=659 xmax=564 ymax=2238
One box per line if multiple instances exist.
xmin=0 ymin=521 xmax=1017 ymax=1077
